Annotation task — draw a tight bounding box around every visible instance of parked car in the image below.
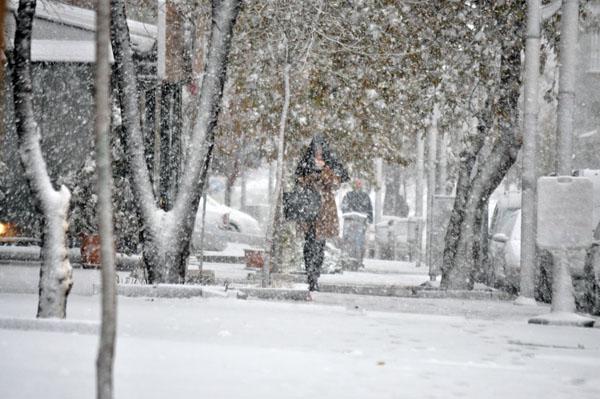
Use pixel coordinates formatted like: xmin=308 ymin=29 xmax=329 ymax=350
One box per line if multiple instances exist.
xmin=488 ymin=176 xmax=600 ymax=313
xmin=190 ymin=195 xmax=265 ymax=253
xmin=488 ymin=191 xmax=521 ymax=292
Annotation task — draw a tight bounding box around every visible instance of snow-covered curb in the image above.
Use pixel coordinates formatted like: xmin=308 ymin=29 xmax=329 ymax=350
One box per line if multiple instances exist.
xmin=92 ymin=284 xmax=203 ymax=298
xmin=0 ymin=317 xmax=99 ymax=334
xmin=238 ymin=287 xmax=311 ymax=301
xmin=314 ymin=282 xmax=512 ymax=300
xmin=0 ymin=246 xmax=141 ymax=269
xmin=90 ymin=283 xmax=238 ymax=299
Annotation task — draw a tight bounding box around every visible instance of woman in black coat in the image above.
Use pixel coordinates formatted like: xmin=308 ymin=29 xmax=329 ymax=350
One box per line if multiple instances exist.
xmin=295 ymin=134 xmax=349 ymax=291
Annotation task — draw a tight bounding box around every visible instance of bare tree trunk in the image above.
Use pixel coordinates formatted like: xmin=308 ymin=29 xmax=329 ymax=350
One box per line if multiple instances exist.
xmin=143 ymin=88 xmax=157 ymax=189
xmin=442 ymin=114 xmax=489 ymax=282
xmin=442 ymin=30 xmax=523 ymax=289
xmin=265 ymin=62 xmax=290 ymax=285
xmin=383 ymin=165 xmax=400 ymax=216
xmin=0 ymin=0 xmax=5 ymax=148
xmin=224 ymin=161 xmax=239 ymax=207
xmin=95 ymin=0 xmax=117 ymax=397
xmin=110 ymin=0 xmax=241 ymax=283
xmin=158 ymin=82 xmax=182 ymax=210
xmin=13 ymin=0 xmax=73 ymax=318
xmin=240 ymin=167 xmax=247 ymax=212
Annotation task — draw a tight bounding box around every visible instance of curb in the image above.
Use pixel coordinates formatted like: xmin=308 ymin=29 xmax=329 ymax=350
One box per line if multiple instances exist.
xmin=93 ymin=284 xmax=204 ymax=298
xmin=318 ymin=283 xmax=513 ymax=300
xmin=201 ymin=286 xmax=238 ymax=299
xmin=235 ymin=283 xmax=514 ymax=302
xmin=238 ymin=287 xmax=311 ymax=301
xmin=0 ymin=317 xmax=99 ymax=334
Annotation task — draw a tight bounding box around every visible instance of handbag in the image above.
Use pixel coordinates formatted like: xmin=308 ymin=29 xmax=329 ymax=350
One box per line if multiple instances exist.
xmin=283 ymin=186 xmax=321 ymax=221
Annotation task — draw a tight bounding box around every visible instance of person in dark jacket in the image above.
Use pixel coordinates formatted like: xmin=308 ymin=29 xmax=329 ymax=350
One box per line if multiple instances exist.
xmin=341 ymin=178 xmax=373 ymax=223
xmin=341 ymin=178 xmax=373 ymax=269
xmin=295 ymin=134 xmax=349 ymax=291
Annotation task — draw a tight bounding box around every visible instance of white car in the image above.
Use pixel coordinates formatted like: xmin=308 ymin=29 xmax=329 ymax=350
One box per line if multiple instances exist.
xmin=488 ymin=191 xmax=521 ymax=291
xmin=190 ymin=195 xmax=265 ymax=252
xmin=488 ymin=179 xmax=600 ymax=307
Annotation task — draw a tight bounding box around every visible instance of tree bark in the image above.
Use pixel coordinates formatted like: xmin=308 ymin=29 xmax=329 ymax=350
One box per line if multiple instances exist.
xmin=265 ymin=62 xmax=290 ymax=284
xmin=13 ymin=0 xmax=73 ymax=318
xmin=110 ymin=0 xmax=241 ymax=283
xmin=158 ymin=82 xmax=182 ymax=210
xmin=441 ymin=19 xmax=523 ymax=289
xmin=95 ymin=0 xmax=117 ymax=397
xmin=0 ymin=0 xmax=5 ymax=147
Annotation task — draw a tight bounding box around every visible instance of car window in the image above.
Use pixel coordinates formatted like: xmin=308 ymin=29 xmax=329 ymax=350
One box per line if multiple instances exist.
xmin=494 ymin=209 xmax=519 ymax=237
xmin=489 ymin=206 xmax=499 ymax=234
xmin=512 ymin=210 xmax=521 ymax=241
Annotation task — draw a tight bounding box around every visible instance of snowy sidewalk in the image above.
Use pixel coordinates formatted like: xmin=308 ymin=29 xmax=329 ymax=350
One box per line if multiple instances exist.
xmin=0 ymin=293 xmax=599 ymax=399
xmin=0 ymin=258 xmax=506 ymax=301
xmin=196 ymin=259 xmax=510 ymax=301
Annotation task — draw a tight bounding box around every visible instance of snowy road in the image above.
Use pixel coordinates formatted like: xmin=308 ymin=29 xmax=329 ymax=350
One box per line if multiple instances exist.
xmin=1 ymin=293 xmax=599 ymax=399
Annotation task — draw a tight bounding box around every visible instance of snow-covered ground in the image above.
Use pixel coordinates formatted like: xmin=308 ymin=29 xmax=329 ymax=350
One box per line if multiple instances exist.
xmin=1 ymin=292 xmax=599 ymax=399
xmin=1 ymin=258 xmax=432 ymax=294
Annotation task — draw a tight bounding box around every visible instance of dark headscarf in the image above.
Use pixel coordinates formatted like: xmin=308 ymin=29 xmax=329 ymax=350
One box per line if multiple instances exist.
xmin=295 ymin=134 xmax=349 ymax=183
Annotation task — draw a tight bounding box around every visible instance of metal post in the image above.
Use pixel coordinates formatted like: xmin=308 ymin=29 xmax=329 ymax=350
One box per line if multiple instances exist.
xmin=556 ymin=0 xmax=578 ymax=176
xmin=517 ymin=0 xmax=542 ymax=305
xmin=529 ymin=0 xmax=595 ymax=327
xmin=95 ymin=0 xmax=116 ymax=396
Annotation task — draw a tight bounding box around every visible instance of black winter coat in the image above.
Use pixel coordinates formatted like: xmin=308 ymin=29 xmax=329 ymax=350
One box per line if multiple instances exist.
xmin=341 ymin=190 xmax=373 ymax=223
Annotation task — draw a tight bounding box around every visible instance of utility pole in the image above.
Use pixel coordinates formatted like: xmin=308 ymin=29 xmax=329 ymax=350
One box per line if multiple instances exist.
xmin=529 ymin=0 xmax=595 ymax=327
xmin=556 ymin=0 xmax=578 ymax=175
xmin=95 ymin=0 xmax=116 ymax=396
xmin=519 ymin=0 xmax=564 ymax=305
xmin=517 ymin=0 xmax=543 ymax=305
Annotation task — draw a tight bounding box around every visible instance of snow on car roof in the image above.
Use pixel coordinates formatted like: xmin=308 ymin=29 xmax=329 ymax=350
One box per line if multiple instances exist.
xmin=28 ymin=40 xmax=113 ymax=63
xmin=6 ymin=0 xmax=156 ymax=54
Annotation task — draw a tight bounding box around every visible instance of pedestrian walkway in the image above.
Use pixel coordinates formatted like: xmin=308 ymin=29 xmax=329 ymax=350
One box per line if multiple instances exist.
xmin=0 ymin=257 xmax=508 ymax=302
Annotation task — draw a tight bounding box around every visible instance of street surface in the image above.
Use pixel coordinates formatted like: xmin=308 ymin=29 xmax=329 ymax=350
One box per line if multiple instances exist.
xmin=1 ymin=290 xmax=599 ymax=399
